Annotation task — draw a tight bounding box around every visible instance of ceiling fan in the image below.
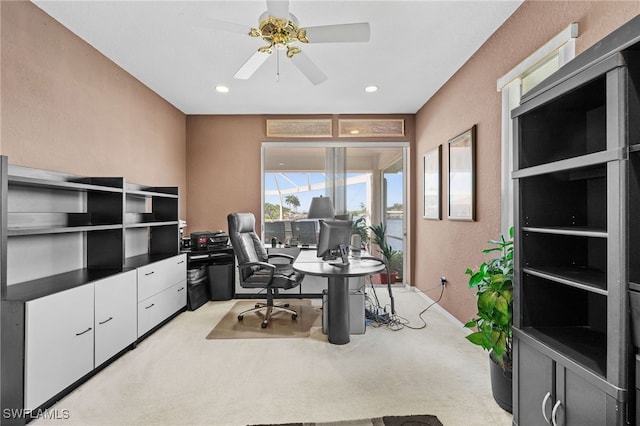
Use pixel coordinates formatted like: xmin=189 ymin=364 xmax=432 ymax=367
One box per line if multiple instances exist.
xmin=216 ymin=0 xmax=370 ymax=85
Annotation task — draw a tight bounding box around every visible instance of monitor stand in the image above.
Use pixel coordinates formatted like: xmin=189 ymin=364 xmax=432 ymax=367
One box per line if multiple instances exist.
xmin=327 ymin=244 xmax=350 ymax=267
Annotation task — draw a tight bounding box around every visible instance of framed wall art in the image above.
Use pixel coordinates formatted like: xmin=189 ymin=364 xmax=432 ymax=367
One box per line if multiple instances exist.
xmin=423 ymin=145 xmax=442 ymax=219
xmin=448 ymin=125 xmax=476 ymax=221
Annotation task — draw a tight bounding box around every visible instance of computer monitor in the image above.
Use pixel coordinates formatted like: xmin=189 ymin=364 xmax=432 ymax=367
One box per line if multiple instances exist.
xmin=317 ymin=220 xmax=353 ymax=260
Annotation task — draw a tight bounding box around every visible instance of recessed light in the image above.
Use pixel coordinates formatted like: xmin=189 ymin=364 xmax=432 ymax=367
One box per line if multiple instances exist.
xmin=364 ymin=85 xmax=378 ymax=93
xmin=215 ymin=85 xmax=230 ymax=93
xmin=350 ymin=130 xmax=360 ymax=135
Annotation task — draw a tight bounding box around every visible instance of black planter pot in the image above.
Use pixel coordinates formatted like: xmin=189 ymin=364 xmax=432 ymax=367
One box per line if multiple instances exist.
xmin=489 ymin=353 xmax=513 ymax=413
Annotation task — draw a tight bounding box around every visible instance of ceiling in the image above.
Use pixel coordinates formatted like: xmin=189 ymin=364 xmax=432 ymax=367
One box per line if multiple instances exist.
xmin=32 ymin=0 xmax=523 ymax=115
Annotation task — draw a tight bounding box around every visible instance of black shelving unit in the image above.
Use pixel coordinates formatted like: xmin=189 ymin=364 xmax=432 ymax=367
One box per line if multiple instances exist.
xmin=0 ymin=157 xmax=182 ymax=425
xmin=511 ymin=15 xmax=640 ymax=426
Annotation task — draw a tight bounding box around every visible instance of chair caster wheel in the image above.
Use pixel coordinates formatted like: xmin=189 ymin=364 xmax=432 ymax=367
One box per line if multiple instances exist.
xmin=238 ymin=315 xmax=244 ymax=321
xmin=292 ymin=313 xmax=298 ymax=320
xmin=255 ymin=304 xmax=261 ymax=308
xmin=283 ymin=303 xmax=290 ymax=308
xmin=261 ymin=321 xmax=268 ymax=328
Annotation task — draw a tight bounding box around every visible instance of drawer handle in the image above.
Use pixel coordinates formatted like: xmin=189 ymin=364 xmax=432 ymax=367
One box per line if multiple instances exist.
xmin=99 ymin=317 xmax=114 ymax=325
xmin=178 ymin=260 xmax=185 ymax=264
xmin=541 ymin=392 xmax=551 ymax=424
xmin=145 ymin=303 xmax=155 ymax=309
xmin=178 ymin=287 xmax=185 ymax=292
xmin=145 ymin=271 xmax=155 ymax=276
xmin=75 ymin=327 xmax=92 ymax=336
xmin=551 ymin=400 xmax=562 ymax=426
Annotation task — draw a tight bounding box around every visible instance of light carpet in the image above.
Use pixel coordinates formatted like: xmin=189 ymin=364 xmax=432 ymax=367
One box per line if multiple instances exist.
xmin=29 ymin=288 xmax=513 ymax=425
xmin=206 ymin=299 xmax=322 ymax=339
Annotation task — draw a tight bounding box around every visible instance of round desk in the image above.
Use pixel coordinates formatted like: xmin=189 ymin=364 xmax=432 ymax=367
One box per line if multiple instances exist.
xmin=293 ymin=253 xmax=385 ymax=344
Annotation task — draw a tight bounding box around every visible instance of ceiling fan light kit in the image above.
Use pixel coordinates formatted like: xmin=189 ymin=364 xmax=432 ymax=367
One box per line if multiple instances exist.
xmin=230 ymin=0 xmax=370 ymax=85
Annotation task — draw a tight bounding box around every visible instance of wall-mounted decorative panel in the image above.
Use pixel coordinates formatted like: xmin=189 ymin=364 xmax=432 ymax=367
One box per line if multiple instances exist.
xmin=266 ymin=119 xmax=332 ymax=138
xmin=338 ymin=119 xmax=404 ymax=137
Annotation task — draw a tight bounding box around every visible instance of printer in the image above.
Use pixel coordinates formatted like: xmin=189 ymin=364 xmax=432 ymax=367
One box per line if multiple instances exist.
xmin=190 ymin=231 xmax=229 ymax=251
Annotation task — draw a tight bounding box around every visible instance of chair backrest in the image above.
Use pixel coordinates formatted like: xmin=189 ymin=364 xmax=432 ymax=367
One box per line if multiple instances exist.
xmin=292 ymin=220 xmax=317 ymax=245
xmin=264 ymin=221 xmax=286 ymax=244
xmin=227 ymin=213 xmax=268 ymax=281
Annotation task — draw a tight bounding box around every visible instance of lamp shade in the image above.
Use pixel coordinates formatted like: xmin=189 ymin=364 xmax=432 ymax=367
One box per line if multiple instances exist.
xmin=307 ymin=196 xmax=335 ymax=219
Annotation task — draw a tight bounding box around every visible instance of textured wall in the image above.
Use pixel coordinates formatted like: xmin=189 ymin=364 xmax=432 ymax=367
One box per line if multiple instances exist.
xmin=414 ymin=1 xmax=640 ymax=324
xmin=185 ymin=114 xmax=415 ymax=255
xmin=0 ymin=1 xmax=187 ymax=215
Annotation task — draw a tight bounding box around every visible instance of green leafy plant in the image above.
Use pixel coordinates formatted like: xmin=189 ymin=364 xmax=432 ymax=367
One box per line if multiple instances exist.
xmin=369 ymin=223 xmax=398 ymax=266
xmin=464 ymin=227 xmax=514 ymax=370
xmin=389 ymin=251 xmax=403 ymax=277
xmin=352 ymin=217 xmax=370 ymax=249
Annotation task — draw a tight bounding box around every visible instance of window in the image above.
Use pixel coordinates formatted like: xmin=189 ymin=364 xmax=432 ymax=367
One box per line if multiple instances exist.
xmin=262 ymin=142 xmax=408 ymax=282
xmin=497 ymin=23 xmax=578 ymax=236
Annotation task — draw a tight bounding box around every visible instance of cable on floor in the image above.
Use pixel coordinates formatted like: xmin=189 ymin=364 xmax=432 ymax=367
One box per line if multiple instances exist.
xmin=364 ymin=278 xmax=445 ymax=331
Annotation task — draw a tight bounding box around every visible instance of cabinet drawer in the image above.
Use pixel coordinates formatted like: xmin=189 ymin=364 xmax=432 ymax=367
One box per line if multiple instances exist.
xmin=25 ymin=284 xmax=94 ymax=411
xmin=137 ymin=254 xmax=186 ymax=301
xmin=137 ymin=280 xmax=186 ymax=337
xmin=94 ymin=270 xmax=137 ymax=367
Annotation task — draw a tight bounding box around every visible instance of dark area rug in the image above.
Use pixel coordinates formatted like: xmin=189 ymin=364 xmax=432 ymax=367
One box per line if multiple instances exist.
xmin=251 ymin=414 xmax=443 ymax=426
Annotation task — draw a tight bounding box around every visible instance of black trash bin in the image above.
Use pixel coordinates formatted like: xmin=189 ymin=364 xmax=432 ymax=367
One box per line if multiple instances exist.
xmin=187 ymin=266 xmax=209 ymax=311
xmin=208 ymin=263 xmax=235 ymax=301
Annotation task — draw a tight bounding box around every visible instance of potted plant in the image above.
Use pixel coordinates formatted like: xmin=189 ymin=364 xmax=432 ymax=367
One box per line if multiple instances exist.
xmin=369 ymin=223 xmax=399 ymax=283
xmin=351 ymin=217 xmax=370 ymax=251
xmin=464 ymin=227 xmax=514 ymax=413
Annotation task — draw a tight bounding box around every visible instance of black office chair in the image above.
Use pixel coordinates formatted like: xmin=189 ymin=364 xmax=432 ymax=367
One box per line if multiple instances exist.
xmin=227 ymin=213 xmax=304 ymax=328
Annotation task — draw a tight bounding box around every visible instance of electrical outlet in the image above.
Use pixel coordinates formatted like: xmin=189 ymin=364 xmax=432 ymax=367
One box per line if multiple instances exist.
xmin=440 ymin=276 xmax=447 ymax=287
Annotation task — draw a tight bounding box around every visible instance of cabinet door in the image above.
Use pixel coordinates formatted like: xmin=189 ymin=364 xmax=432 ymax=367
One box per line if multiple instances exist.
xmin=24 ymin=284 xmax=94 ymax=410
xmin=556 ymin=366 xmax=608 ymax=426
xmin=94 ymin=270 xmax=137 ymax=367
xmin=516 ymin=339 xmax=554 ymax=426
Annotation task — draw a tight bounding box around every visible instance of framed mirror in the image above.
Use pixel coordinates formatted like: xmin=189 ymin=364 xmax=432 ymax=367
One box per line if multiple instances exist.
xmin=423 ymin=145 xmax=442 ymax=220
xmin=448 ymin=125 xmax=476 ymax=221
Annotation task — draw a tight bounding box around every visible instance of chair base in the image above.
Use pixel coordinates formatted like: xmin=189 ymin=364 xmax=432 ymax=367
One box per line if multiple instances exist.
xmin=237 ymin=301 xmax=298 ymax=328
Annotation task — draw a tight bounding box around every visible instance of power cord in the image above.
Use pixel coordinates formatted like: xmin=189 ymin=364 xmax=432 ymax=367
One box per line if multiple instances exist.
xmin=364 ymin=277 xmax=446 ymax=331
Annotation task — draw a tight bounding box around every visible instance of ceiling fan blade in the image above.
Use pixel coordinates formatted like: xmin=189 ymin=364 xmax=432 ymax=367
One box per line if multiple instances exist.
xmin=290 ymin=52 xmax=327 ymax=86
xmin=303 ymin=23 xmax=370 ymax=43
xmin=266 ymin=0 xmax=289 ymax=19
xmin=233 ymin=51 xmax=271 ymax=80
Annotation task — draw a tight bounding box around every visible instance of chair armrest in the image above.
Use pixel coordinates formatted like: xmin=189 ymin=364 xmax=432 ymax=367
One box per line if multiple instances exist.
xmin=238 ymin=261 xmax=276 ymax=271
xmin=267 ymin=253 xmax=295 ymax=264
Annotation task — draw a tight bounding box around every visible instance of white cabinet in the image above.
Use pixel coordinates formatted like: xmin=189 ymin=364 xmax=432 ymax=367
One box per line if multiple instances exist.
xmin=94 ymin=271 xmax=137 ymax=367
xmin=24 ymin=285 xmax=94 ymax=411
xmin=137 ymin=255 xmax=186 ymax=300
xmin=138 ymin=281 xmax=186 ymax=336
xmin=137 ymin=254 xmax=187 ymax=337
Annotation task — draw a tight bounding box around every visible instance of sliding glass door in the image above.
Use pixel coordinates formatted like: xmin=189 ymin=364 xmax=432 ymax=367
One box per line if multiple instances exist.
xmin=262 ymin=142 xmax=407 ymax=282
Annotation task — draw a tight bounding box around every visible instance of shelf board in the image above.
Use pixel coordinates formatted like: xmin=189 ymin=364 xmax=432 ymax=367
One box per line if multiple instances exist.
xmin=522 ymin=326 xmax=607 ymax=379
xmin=4 ymin=268 xmax=124 ymax=302
xmin=124 ymin=220 xmax=178 ymax=229
xmin=8 ymin=223 xmax=123 ymax=236
xmin=512 ymin=149 xmax=622 ymax=179
xmin=522 ymin=226 xmax=607 ymax=238
xmin=126 ymin=189 xmax=179 ymax=199
xmin=523 ymin=266 xmax=607 ymax=295
xmin=124 ymin=252 xmax=181 ymax=269
xmin=8 ymin=175 xmax=123 ymax=193
xmin=630 ymin=143 xmax=640 ymax=153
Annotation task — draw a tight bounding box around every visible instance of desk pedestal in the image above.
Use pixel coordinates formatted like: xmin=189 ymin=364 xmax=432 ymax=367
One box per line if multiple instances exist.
xmin=328 ymin=277 xmax=350 ymax=345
